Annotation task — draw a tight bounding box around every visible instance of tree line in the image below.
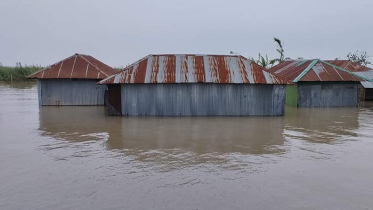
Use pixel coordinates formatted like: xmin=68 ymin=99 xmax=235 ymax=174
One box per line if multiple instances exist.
xmin=232 ymin=38 xmax=372 ymax=69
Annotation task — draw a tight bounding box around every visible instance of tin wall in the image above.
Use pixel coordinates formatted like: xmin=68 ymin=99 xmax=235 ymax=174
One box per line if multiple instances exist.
xmin=297 ymin=82 xmax=360 ymax=107
xmin=365 ymin=89 xmax=373 ymax=100
xmin=119 ymin=84 xmax=286 ymax=116
xmin=37 ymin=80 xmax=42 ymax=106
xmin=285 ymin=85 xmax=298 ymax=107
xmin=38 ymin=79 xmax=107 ymax=106
xmin=105 ymin=85 xmax=122 ymax=115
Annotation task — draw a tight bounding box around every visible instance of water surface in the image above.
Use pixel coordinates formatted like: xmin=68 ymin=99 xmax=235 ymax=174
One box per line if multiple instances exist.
xmin=1 ymin=82 xmax=373 ymax=210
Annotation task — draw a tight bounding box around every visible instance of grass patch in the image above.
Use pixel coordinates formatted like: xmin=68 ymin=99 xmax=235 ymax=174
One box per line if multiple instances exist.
xmin=0 ymin=63 xmax=43 ymax=81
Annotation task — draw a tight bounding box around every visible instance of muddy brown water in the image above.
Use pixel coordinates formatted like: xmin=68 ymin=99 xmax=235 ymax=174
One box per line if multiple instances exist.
xmin=1 ymin=82 xmax=373 ymax=210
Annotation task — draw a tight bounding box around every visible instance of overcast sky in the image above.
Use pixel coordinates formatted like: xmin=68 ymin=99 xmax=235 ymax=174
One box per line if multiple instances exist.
xmin=1 ymin=0 xmax=372 ymax=67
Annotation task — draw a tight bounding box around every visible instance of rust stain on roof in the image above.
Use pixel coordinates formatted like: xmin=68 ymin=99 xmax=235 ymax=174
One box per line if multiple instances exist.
xmin=99 ymin=54 xmax=288 ymax=85
xmin=327 ymin=60 xmax=372 ymax=72
xmin=27 ymin=53 xmax=117 ymax=80
xmin=268 ymin=60 xmax=369 ymax=82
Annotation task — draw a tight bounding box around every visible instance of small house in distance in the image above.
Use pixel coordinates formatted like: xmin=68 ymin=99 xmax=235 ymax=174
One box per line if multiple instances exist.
xmin=326 ymin=60 xmax=373 ymax=101
xmin=268 ymin=59 xmax=371 ymax=107
xmin=98 ymin=54 xmax=288 ymax=116
xmin=28 ymin=53 xmax=117 ymax=106
xmin=354 ymin=71 xmax=373 ymax=100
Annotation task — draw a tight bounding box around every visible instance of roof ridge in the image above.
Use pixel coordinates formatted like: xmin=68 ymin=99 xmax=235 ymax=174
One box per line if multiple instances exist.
xmin=27 ymin=53 xmax=116 ymax=79
xmin=27 ymin=54 xmax=78 ymax=78
xmin=78 ymin=54 xmax=110 ymax=77
xmin=121 ymin=54 xmax=250 ymax=72
xmin=293 ymin=59 xmax=319 ymax=82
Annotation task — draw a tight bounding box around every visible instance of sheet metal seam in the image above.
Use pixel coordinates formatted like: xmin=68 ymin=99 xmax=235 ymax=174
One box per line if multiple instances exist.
xmin=320 ymin=61 xmax=372 ymax=82
xmin=27 ymin=54 xmax=76 ymax=78
xmin=293 ymin=60 xmax=319 ymax=83
xmin=79 ymin=55 xmax=109 ymax=77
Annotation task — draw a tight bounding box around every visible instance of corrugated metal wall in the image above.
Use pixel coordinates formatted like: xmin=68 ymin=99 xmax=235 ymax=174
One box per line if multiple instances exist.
xmin=365 ymin=89 xmax=373 ymax=100
xmin=37 ymin=80 xmax=42 ymax=105
xmin=38 ymin=79 xmax=107 ymax=106
xmin=119 ymin=84 xmax=286 ymax=116
xmin=105 ymin=85 xmax=122 ymax=115
xmin=297 ymin=82 xmax=360 ymax=107
xmin=285 ymin=85 xmax=298 ymax=107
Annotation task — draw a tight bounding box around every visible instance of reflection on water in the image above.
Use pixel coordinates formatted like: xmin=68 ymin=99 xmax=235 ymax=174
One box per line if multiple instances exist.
xmin=39 ymin=106 xmax=109 ymax=142
xmin=39 ymin=107 xmax=286 ymax=155
xmin=284 ymin=106 xmax=360 ymax=143
xmin=0 ymin=81 xmax=36 ymax=89
xmin=2 ymin=82 xmax=373 ymax=210
xmin=39 ymin=106 xmax=287 ymax=170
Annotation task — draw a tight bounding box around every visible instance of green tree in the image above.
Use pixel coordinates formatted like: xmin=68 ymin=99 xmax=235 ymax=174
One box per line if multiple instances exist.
xmin=256 ymin=53 xmax=275 ymax=68
xmin=270 ymin=37 xmax=285 ymax=65
xmin=347 ymin=51 xmax=371 ymax=66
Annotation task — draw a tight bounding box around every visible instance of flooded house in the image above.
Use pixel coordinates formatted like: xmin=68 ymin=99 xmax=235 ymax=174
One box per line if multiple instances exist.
xmin=327 ymin=60 xmax=373 ymax=101
xmin=268 ymin=59 xmax=371 ymax=107
xmin=354 ymin=71 xmax=373 ymax=100
xmin=98 ymin=54 xmax=288 ymax=116
xmin=28 ymin=53 xmax=117 ymax=106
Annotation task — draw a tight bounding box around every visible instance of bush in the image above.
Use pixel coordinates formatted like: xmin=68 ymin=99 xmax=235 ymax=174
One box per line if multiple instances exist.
xmin=0 ymin=63 xmax=43 ymax=81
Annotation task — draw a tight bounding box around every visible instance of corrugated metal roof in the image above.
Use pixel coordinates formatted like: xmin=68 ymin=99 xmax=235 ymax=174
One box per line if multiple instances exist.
xmin=327 ymin=60 xmax=372 ymax=72
xmin=355 ymin=71 xmax=373 ymax=88
xmin=361 ymin=82 xmax=373 ymax=89
xmin=99 ymin=54 xmax=288 ymax=84
xmin=268 ymin=60 xmax=371 ymax=83
xmin=28 ymin=53 xmax=117 ymax=79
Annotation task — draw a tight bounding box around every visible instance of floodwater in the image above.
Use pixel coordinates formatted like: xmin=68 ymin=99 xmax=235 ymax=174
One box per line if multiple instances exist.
xmin=1 ymin=82 xmax=373 ymax=210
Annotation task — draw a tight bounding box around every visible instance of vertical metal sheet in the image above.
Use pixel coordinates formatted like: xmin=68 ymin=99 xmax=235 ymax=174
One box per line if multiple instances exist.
xmin=285 ymin=85 xmax=298 ymax=107
xmin=105 ymin=85 xmax=122 ymax=115
xmin=297 ymin=82 xmax=360 ymax=107
xmin=39 ymin=79 xmax=107 ymax=106
xmin=37 ymin=80 xmax=42 ymax=106
xmin=118 ymin=84 xmax=286 ymax=116
xmin=365 ymin=89 xmax=373 ymax=100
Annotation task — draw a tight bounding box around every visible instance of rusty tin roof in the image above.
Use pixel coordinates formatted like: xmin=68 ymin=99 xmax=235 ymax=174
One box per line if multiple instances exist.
xmin=327 ymin=60 xmax=372 ymax=72
xmin=28 ymin=53 xmax=117 ymax=80
xmin=268 ymin=59 xmax=371 ymax=83
xmin=99 ymin=54 xmax=288 ymax=85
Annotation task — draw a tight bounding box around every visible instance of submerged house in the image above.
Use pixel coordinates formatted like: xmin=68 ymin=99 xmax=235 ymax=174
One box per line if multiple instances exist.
xmin=268 ymin=59 xmax=371 ymax=107
xmin=354 ymin=71 xmax=373 ymax=100
xmin=28 ymin=53 xmax=117 ymax=106
xmin=98 ymin=54 xmax=288 ymax=116
xmin=327 ymin=60 xmax=373 ymax=101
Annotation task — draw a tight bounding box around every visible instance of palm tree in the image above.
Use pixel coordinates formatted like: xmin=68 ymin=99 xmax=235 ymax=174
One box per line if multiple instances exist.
xmin=270 ymin=37 xmax=285 ymax=65
xmin=256 ymin=53 xmax=271 ymax=68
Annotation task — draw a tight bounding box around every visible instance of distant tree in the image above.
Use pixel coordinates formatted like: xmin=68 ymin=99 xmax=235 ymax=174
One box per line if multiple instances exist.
xmin=0 ymin=62 xmax=2 ymax=66
xmin=270 ymin=37 xmax=285 ymax=65
xmin=347 ymin=51 xmax=371 ymax=66
xmin=252 ymin=37 xmax=301 ymax=68
xmin=256 ymin=53 xmax=274 ymax=68
xmin=114 ymin=65 xmax=123 ymax=71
